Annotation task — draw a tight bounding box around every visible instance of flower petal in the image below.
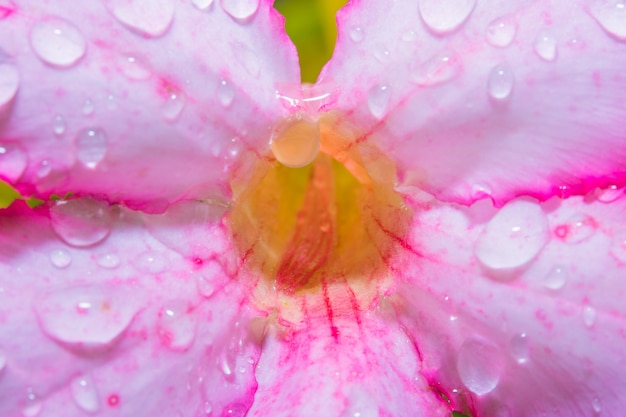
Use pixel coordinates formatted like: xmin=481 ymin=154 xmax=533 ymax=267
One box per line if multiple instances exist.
xmin=0 ymin=1 xmax=298 ymax=209
xmin=0 ymin=201 xmax=259 ymax=416
xmin=321 ymin=0 xmax=626 ymax=205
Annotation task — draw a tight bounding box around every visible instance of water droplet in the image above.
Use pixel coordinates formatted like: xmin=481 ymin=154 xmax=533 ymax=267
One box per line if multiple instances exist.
xmin=34 ymin=285 xmax=139 ymax=348
xmin=544 ymin=266 xmax=568 ymax=290
xmin=217 ymin=79 xmax=235 ymax=107
xmin=203 ymin=401 xmax=214 ymax=415
xmin=106 ymin=94 xmax=117 ymax=110
xmin=533 ymin=30 xmax=557 ymax=61
xmin=349 ymin=26 xmax=364 ymax=42
xmin=457 ymin=338 xmax=504 ymax=395
xmin=592 ymin=397 xmax=602 ymax=414
xmin=29 ymin=17 xmax=86 ymax=67
xmin=70 ymin=374 xmax=100 ymax=413
xmin=0 ymin=143 xmax=27 ymax=182
xmin=583 ymin=305 xmax=597 ymax=327
xmin=589 ymin=0 xmax=626 ymax=41
xmin=418 ymin=0 xmax=476 ymax=34
xmin=270 ymin=116 xmax=320 ymax=168
xmin=597 ymin=185 xmax=623 ymax=203
xmin=107 ymin=0 xmax=175 ymax=37
xmin=97 ymin=253 xmax=120 ymax=269
xmin=487 ymin=64 xmax=514 ymax=100
xmin=53 ymin=115 xmax=66 ymax=136
xmin=412 ymin=50 xmax=461 ymax=86
xmin=75 ymin=128 xmax=107 ymax=169
xmin=50 ymin=198 xmax=113 ymax=247
xmin=162 ymin=92 xmax=186 ymax=122
xmin=222 ymin=403 xmax=247 ymax=417
xmin=158 ymin=301 xmax=197 ymax=351
xmin=221 ymin=0 xmax=259 ymax=21
xmin=367 ymin=84 xmax=391 ymax=119
xmin=485 ymin=16 xmax=517 ymax=47
xmin=49 ymin=248 xmax=72 ymax=269
xmin=610 ymin=232 xmax=626 ymax=263
xmin=219 ymin=352 xmax=236 ymax=380
xmin=134 ymin=251 xmax=168 ymax=274
xmin=22 ymin=402 xmax=42 ymax=417
xmin=373 ymin=46 xmax=390 ymax=63
xmin=196 ymin=260 xmax=225 ymax=297
xmin=36 ymin=160 xmax=51 ymax=179
xmin=509 ymin=333 xmax=529 ymax=364
xmin=192 ymin=0 xmax=214 ymax=10
xmin=0 ymin=62 xmax=19 ymax=106
xmin=118 ymin=55 xmax=151 ymax=81
xmin=82 ymin=98 xmax=94 ymax=115
xmin=555 ymin=213 xmax=596 ymax=244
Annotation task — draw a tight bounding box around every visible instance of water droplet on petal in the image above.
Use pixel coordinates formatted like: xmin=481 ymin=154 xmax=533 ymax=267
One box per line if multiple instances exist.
xmin=555 ymin=213 xmax=596 ymax=244
xmin=597 ymin=185 xmax=623 ymax=203
xmin=457 ymin=338 xmax=504 ymax=395
xmin=402 ymin=30 xmax=417 ymax=42
xmin=50 ymin=198 xmax=113 ymax=247
xmin=70 ymin=374 xmax=100 ymax=413
xmin=474 ymin=199 xmax=549 ymax=270
xmin=412 ymin=50 xmax=461 ymax=86
xmin=485 ymin=16 xmax=517 ymax=47
xmin=487 ymin=64 xmax=514 ymax=100
xmin=106 ymin=94 xmax=116 ymax=110
xmin=349 ymin=25 xmax=364 ymax=42
xmin=221 ymin=0 xmax=259 ymax=21
xmin=367 ymin=84 xmax=391 ymax=119
xmin=82 ymin=99 xmax=94 ymax=116
xmin=589 ymin=0 xmax=626 ymax=41
xmin=533 ymin=30 xmax=557 ymax=61
xmin=192 ymin=0 xmax=214 ymax=10
xmin=158 ymin=301 xmax=197 ymax=351
xmin=509 ymin=333 xmax=529 ymax=364
xmin=22 ymin=402 xmax=42 ymax=417
xmin=162 ymin=92 xmax=186 ymax=122
xmin=34 ymin=285 xmax=139 ymax=348
xmin=217 ymin=79 xmax=235 ymax=107
xmin=49 ymin=248 xmax=72 ymax=269
xmin=0 ymin=143 xmax=27 ymax=182
xmin=107 ymin=0 xmax=175 ymax=37
xmin=0 ymin=349 xmax=6 ymax=372
xmin=36 ymin=160 xmax=51 ymax=179
xmin=196 ymin=260 xmax=226 ymax=297
xmin=53 ymin=115 xmax=66 ymax=136
xmin=134 ymin=251 xmax=168 ymax=274
xmin=76 ymin=128 xmax=107 ymax=169
xmin=97 ymin=253 xmax=120 ymax=269
xmin=592 ymin=397 xmax=602 ymax=414
xmin=418 ymin=0 xmax=476 ymax=35
xmin=583 ymin=305 xmax=597 ymax=327
xmin=544 ymin=265 xmax=568 ymax=290
xmin=0 ymin=62 xmax=19 ymax=106
xmin=270 ymin=116 xmax=320 ymax=168
xmin=29 ymin=17 xmax=86 ymax=67
xmin=118 ymin=55 xmax=152 ymax=81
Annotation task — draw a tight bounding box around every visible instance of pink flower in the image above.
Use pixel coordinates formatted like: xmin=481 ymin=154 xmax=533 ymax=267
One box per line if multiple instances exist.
xmin=1 ymin=0 xmax=625 ymax=416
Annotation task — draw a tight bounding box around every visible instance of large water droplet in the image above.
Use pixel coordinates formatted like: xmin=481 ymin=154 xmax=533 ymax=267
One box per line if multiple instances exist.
xmin=217 ymin=79 xmax=235 ymax=107
xmin=554 ymin=213 xmax=596 ymax=244
xmin=75 ymin=128 xmax=108 ymax=169
xmin=485 ymin=16 xmax=517 ymax=47
xmin=367 ymin=84 xmax=391 ymax=120
xmin=411 ymin=50 xmax=461 ymax=86
xmin=0 ymin=62 xmax=18 ymax=106
xmin=162 ymin=91 xmax=186 ymax=122
xmin=221 ymin=0 xmax=259 ymax=21
xmin=592 ymin=397 xmax=602 ymax=414
xmin=29 ymin=17 xmax=86 ymax=67
xmin=49 ymin=248 xmax=72 ymax=269
xmin=418 ymin=0 xmax=476 ymax=35
xmin=543 ymin=265 xmax=568 ymax=290
xmin=0 ymin=143 xmax=27 ymax=182
xmin=457 ymin=338 xmax=504 ymax=395
xmin=34 ymin=285 xmax=139 ymax=348
xmin=583 ymin=305 xmax=597 ymax=327
xmin=589 ymin=0 xmax=626 ymax=41
xmin=118 ymin=55 xmax=152 ymax=81
xmin=597 ymin=185 xmax=623 ymax=203
xmin=509 ymin=333 xmax=529 ymax=364
xmin=158 ymin=301 xmax=197 ymax=351
xmin=97 ymin=253 xmax=120 ymax=269
xmin=107 ymin=0 xmax=175 ymax=37
xmin=487 ymin=64 xmax=514 ymax=100
xmin=533 ymin=30 xmax=557 ymax=61
xmin=70 ymin=374 xmax=100 ymax=413
xmin=192 ymin=0 xmax=215 ymax=10
xmin=270 ymin=116 xmax=320 ymax=168
xmin=53 ymin=115 xmax=66 ymax=136
xmin=22 ymin=402 xmax=42 ymax=417
xmin=134 ymin=251 xmax=169 ymax=274
xmin=50 ymin=198 xmax=113 ymax=247
xmin=349 ymin=26 xmax=364 ymax=42
xmin=474 ymin=199 xmax=549 ymax=270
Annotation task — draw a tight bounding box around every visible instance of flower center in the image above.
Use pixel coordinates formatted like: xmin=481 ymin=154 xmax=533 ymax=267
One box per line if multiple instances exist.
xmin=228 ymin=113 xmax=411 ymax=320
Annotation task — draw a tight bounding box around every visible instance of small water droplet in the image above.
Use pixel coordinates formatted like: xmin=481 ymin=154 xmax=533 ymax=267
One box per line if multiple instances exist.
xmin=70 ymin=374 xmax=100 ymax=413
xmin=53 ymin=115 xmax=66 ymax=136
xmin=75 ymin=128 xmax=107 ymax=169
xmin=0 ymin=143 xmax=27 ymax=182
xmin=589 ymin=0 xmax=626 ymax=41
xmin=217 ymin=79 xmax=235 ymax=107
xmin=162 ymin=92 xmax=186 ymax=122
xmin=221 ymin=0 xmax=259 ymax=21
xmin=97 ymin=253 xmax=120 ymax=269
xmin=82 ymin=99 xmax=94 ymax=115
xmin=555 ymin=213 xmax=596 ymax=244
xmin=485 ymin=16 xmax=517 ymax=47
xmin=412 ymin=50 xmax=461 ymax=86
xmin=533 ymin=30 xmax=557 ymax=61
xmin=196 ymin=260 xmax=225 ymax=297
xmin=418 ymin=0 xmax=476 ymax=34
xmin=29 ymin=17 xmax=86 ymax=67
xmin=509 ymin=333 xmax=529 ymax=364
xmin=222 ymin=403 xmax=247 ymax=417
xmin=49 ymin=248 xmax=72 ymax=269
xmin=0 ymin=62 xmax=19 ymax=106
xmin=544 ymin=266 xmax=568 ymax=290
xmin=487 ymin=64 xmax=514 ymax=100
xmin=37 ymin=160 xmax=51 ymax=179
xmin=592 ymin=397 xmax=602 ymax=414
xmin=118 ymin=55 xmax=152 ymax=80
xmin=106 ymin=94 xmax=117 ymax=110
xmin=50 ymin=198 xmax=113 ymax=247
xmin=203 ymin=401 xmax=214 ymax=415
xmin=192 ymin=0 xmax=214 ymax=10
xmin=134 ymin=251 xmax=168 ymax=274
xmin=402 ymin=30 xmax=417 ymax=42
xmin=107 ymin=0 xmax=175 ymax=37
xmin=474 ymin=199 xmax=549 ymax=270
xmin=367 ymin=84 xmax=391 ymax=119
xmin=349 ymin=25 xmax=364 ymax=42
xmin=597 ymin=185 xmax=623 ymax=203
xmin=219 ymin=352 xmax=235 ymax=380
xmin=457 ymin=338 xmax=504 ymax=395
xmin=583 ymin=305 xmax=597 ymax=327
xmin=158 ymin=301 xmax=197 ymax=351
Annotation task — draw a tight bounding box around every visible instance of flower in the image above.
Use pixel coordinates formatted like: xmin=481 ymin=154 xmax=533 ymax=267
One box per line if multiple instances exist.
xmin=1 ymin=0 xmax=626 ymax=416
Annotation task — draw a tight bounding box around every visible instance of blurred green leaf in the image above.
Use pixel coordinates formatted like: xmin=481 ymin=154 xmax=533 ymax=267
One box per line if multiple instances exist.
xmin=0 ymin=181 xmax=20 ymax=208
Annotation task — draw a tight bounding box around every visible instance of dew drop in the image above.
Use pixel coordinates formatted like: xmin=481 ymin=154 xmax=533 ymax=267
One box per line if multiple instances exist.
xmin=457 ymin=338 xmax=504 ymax=395
xmin=158 ymin=301 xmax=197 ymax=351
xmin=82 ymin=98 xmax=94 ymax=116
xmin=583 ymin=305 xmax=597 ymax=327
xmin=0 ymin=143 xmax=27 ymax=182
xmin=36 ymin=160 xmax=51 ymax=179
xmin=589 ymin=0 xmax=626 ymax=41
xmin=0 ymin=62 xmax=19 ymax=106
xmin=543 ymin=265 xmax=568 ymax=290
xmin=162 ymin=92 xmax=186 ymax=122
xmin=475 ymin=199 xmax=549 ymax=270
xmin=221 ymin=0 xmax=259 ymax=21
xmin=555 ymin=213 xmax=596 ymax=244
xmin=412 ymin=50 xmax=461 ymax=86
xmin=610 ymin=233 xmax=626 ymax=263
xmin=106 ymin=94 xmax=116 ymax=110
xmin=270 ymin=116 xmax=320 ymax=168
xmin=485 ymin=16 xmax=517 ymax=47
xmin=70 ymin=374 xmax=100 ymax=413
xmin=75 ymin=128 xmax=107 ymax=169
xmin=53 ymin=115 xmax=66 ymax=136
xmin=592 ymin=397 xmax=602 ymax=414
xmin=402 ymin=30 xmax=417 ymax=42
xmin=367 ymin=84 xmax=391 ymax=120
xmin=34 ymin=285 xmax=139 ymax=348
xmin=29 ymin=17 xmax=86 ymax=67
xmin=97 ymin=253 xmax=120 ymax=269
xmin=22 ymin=402 xmax=42 ymax=417
xmin=222 ymin=403 xmax=247 ymax=417
xmin=349 ymin=26 xmax=364 ymax=42
xmin=487 ymin=64 xmax=514 ymax=100
xmin=107 ymin=0 xmax=175 ymax=37
xmin=134 ymin=251 xmax=168 ymax=274
xmin=196 ymin=260 xmax=225 ymax=297
xmin=217 ymin=79 xmax=235 ymax=107
xmin=192 ymin=0 xmax=215 ymax=10
xmin=50 ymin=198 xmax=113 ymax=247
xmin=49 ymin=248 xmax=72 ymax=269
xmin=533 ymin=30 xmax=557 ymax=61
xmin=418 ymin=0 xmax=476 ymax=35
xmin=509 ymin=333 xmax=529 ymax=364
xmin=118 ymin=55 xmax=151 ymax=81
xmin=597 ymin=185 xmax=623 ymax=203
